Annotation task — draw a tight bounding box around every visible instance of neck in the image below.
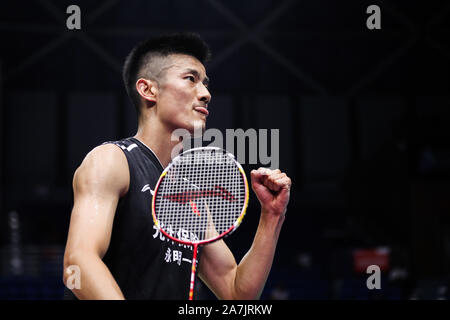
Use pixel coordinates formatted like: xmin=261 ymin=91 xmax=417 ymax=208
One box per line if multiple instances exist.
xmin=134 ymin=116 xmax=181 ymax=168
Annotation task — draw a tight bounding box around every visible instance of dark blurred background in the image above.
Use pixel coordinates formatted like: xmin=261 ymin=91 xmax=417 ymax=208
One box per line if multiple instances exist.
xmin=0 ymin=0 xmax=449 ymax=300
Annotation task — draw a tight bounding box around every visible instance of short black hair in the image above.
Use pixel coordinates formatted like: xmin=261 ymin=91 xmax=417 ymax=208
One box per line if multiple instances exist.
xmin=122 ymin=32 xmax=211 ymax=116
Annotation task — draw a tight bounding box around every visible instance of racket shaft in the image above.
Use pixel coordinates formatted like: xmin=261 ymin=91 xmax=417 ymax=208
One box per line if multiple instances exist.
xmin=188 ymin=244 xmax=199 ymax=300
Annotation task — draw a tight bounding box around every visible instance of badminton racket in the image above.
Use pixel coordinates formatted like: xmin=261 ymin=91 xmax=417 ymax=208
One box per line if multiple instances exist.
xmin=152 ymin=147 xmax=249 ymax=300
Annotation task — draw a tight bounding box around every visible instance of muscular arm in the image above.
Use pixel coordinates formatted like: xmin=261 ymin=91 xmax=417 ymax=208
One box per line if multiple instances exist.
xmin=198 ymin=168 xmax=291 ymax=300
xmin=63 ymin=144 xmax=129 ymax=300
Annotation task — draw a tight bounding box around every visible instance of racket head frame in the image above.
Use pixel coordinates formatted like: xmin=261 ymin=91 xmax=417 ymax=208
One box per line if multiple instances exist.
xmin=151 ymin=146 xmax=249 ymax=246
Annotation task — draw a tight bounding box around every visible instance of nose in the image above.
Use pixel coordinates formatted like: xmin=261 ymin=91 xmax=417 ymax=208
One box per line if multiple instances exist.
xmin=198 ymin=83 xmax=211 ymax=105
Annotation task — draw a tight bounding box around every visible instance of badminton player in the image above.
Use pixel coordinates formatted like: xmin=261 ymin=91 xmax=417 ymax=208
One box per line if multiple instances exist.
xmin=63 ymin=32 xmax=291 ymax=300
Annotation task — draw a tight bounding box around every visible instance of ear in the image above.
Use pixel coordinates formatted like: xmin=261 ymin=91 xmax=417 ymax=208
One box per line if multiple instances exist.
xmin=136 ymin=78 xmax=158 ymax=103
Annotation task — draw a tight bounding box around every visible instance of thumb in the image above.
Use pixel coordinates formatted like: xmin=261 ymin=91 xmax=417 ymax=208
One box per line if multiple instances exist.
xmin=250 ymin=169 xmax=268 ymax=194
xmin=250 ymin=169 xmax=264 ymax=184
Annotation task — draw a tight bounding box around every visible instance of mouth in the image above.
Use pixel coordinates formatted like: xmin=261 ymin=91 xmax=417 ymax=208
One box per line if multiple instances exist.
xmin=194 ymin=106 xmax=209 ymax=116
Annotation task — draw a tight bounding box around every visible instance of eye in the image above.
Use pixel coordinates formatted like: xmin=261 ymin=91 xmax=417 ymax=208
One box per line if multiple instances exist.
xmin=185 ymin=75 xmax=195 ymax=82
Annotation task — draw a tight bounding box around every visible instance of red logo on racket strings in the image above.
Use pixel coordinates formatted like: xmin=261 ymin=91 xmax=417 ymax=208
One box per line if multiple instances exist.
xmin=189 ymin=200 xmax=201 ymax=216
xmin=163 ymin=186 xmax=237 ymax=205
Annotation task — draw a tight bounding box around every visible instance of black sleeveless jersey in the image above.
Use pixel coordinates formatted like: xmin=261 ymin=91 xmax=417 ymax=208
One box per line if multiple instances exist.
xmin=64 ymin=137 xmax=199 ymax=300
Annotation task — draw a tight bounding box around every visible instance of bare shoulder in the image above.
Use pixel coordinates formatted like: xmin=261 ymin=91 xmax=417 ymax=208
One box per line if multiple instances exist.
xmin=73 ymin=143 xmax=129 ymax=197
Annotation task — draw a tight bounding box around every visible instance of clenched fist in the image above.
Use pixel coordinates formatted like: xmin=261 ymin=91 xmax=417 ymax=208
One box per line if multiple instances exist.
xmin=250 ymin=168 xmax=291 ymax=218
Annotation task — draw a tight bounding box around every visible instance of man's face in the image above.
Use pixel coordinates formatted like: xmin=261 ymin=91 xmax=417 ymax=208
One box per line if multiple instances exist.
xmin=156 ymin=54 xmax=211 ymax=134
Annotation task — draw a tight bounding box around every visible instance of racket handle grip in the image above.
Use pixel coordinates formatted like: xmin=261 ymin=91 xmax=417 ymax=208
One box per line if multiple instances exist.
xmin=189 ymin=244 xmax=199 ymax=300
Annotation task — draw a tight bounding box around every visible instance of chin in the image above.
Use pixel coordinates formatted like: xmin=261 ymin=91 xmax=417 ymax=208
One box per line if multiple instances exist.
xmin=187 ymin=119 xmax=206 ymax=135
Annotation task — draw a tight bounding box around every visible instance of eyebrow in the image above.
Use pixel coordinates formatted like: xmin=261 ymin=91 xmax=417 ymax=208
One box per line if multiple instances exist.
xmin=185 ymin=68 xmax=210 ymax=86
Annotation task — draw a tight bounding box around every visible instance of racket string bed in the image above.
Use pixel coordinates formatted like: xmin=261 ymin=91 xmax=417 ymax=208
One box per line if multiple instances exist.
xmin=155 ymin=149 xmax=245 ymax=242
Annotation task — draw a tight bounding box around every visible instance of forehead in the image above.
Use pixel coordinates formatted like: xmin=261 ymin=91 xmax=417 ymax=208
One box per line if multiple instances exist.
xmin=164 ymin=54 xmax=207 ymax=76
